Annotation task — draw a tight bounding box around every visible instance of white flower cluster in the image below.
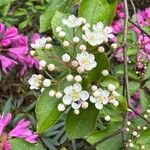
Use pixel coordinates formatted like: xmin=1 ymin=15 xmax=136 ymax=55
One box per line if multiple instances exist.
xmin=28 ymin=74 xmax=51 ymax=91
xmin=90 ymin=84 xmax=119 ymax=110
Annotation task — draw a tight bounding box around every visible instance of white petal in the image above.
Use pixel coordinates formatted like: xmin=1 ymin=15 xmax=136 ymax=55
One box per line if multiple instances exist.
xmin=80 ymin=91 xmax=89 ymax=101
xmin=95 ymin=101 xmax=103 ymax=110
xmin=102 ymin=98 xmax=109 ymax=105
xmin=90 ymin=96 xmax=97 ymax=103
xmin=71 ymin=102 xmax=81 ymax=109
xmin=64 ymin=86 xmax=72 ymax=94
xmin=63 ymin=95 xmax=72 ymax=105
xmin=73 ymin=83 xmax=82 ymax=92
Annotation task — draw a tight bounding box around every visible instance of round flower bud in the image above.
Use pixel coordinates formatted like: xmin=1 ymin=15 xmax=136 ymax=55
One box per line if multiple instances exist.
xmin=39 ymin=60 xmax=46 ymax=68
xmin=81 ymin=101 xmax=89 ymax=109
xmin=143 ymin=126 xmax=147 ymax=130
xmin=41 ymin=88 xmax=45 ymax=93
xmin=58 ymin=31 xmax=66 ymax=38
xmin=49 ymin=90 xmax=56 ymax=97
xmin=48 ymin=64 xmax=55 ymax=71
xmin=132 ymin=131 xmax=138 ymax=136
xmin=108 ymin=84 xmax=116 ymax=91
xmin=137 ymin=126 xmax=141 ymax=130
xmin=104 ymin=115 xmax=111 ymax=121
xmin=146 ymin=109 xmax=150 ymax=113
xmin=144 ymin=115 xmax=148 ymax=118
xmin=62 ymin=53 xmax=71 ymax=62
xmin=30 ymin=50 xmax=36 ymax=56
xmin=63 ymin=41 xmax=70 ymax=47
xmin=126 ymin=128 xmax=130 ymax=132
xmin=111 ymin=43 xmax=117 ymax=49
xmin=101 ymin=70 xmax=109 ymax=76
xmin=71 ymin=60 xmax=78 ymax=67
xmin=74 ymin=109 xmax=80 ymax=115
xmin=141 ymin=145 xmax=145 ymax=149
xmin=129 ymin=143 xmax=134 ymax=148
xmin=91 ymin=85 xmax=98 ymax=91
xmin=93 ymin=90 xmax=100 ymax=98
xmin=45 ymin=43 xmax=52 ymax=49
xmin=112 ymin=91 xmax=120 ymax=97
xmin=79 ymin=45 xmax=86 ymax=51
xmin=43 ymin=79 xmax=51 ymax=87
xmin=66 ymin=74 xmax=74 ymax=81
xmin=55 ymin=91 xmax=63 ymax=99
xmin=56 ymin=26 xmax=62 ymax=33
xmin=98 ymin=46 xmax=105 ymax=53
xmin=74 ymin=75 xmax=82 ymax=82
xmin=127 ymin=121 xmax=131 ymax=126
xmin=77 ymin=66 xmax=85 ymax=74
xmin=58 ymin=103 xmax=65 ymax=111
xmin=73 ymin=37 xmax=80 ymax=43
xmin=46 ymin=37 xmax=52 ymax=42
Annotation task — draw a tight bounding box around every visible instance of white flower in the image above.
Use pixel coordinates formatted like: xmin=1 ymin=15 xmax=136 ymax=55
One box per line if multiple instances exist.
xmin=62 ymin=53 xmax=71 ymax=62
xmin=46 ymin=37 xmax=52 ymax=42
xmin=76 ymin=51 xmax=97 ymax=71
xmin=62 ymin=15 xmax=83 ymax=28
xmin=90 ymin=88 xmax=109 ymax=110
xmin=82 ymin=30 xmax=103 ymax=46
xmin=93 ymin=22 xmax=114 ymax=42
xmin=28 ymin=74 xmax=41 ymax=90
xmin=43 ymin=79 xmax=51 ymax=87
xmin=31 ymin=37 xmax=47 ymax=49
xmin=30 ymin=50 xmax=36 ymax=56
xmin=91 ymin=85 xmax=98 ymax=91
xmin=74 ymin=109 xmax=80 ymax=115
xmin=62 ymin=83 xmax=89 ymax=109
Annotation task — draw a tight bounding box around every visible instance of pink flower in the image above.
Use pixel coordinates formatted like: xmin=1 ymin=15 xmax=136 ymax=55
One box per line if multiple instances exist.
xmin=0 ymin=55 xmax=17 ymax=74
xmin=0 ymin=113 xmax=12 ymax=136
xmin=111 ymin=20 xmax=123 ymax=34
xmin=3 ymin=140 xmax=11 ymax=150
xmin=9 ymin=119 xmax=38 ymax=143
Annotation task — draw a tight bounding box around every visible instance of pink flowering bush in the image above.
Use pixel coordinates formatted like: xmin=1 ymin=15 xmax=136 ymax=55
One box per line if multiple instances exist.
xmin=0 ymin=23 xmax=38 ymax=75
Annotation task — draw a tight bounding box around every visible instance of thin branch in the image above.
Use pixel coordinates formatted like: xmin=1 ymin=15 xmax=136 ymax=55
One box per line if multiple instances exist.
xmin=129 ymin=107 xmax=150 ymax=124
xmin=88 ymin=129 xmax=122 ymax=150
xmin=129 ymin=19 xmax=150 ymax=38
xmin=122 ymin=0 xmax=130 ymax=149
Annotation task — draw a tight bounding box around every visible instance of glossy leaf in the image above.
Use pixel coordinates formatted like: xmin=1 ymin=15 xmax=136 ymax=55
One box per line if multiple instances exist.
xmin=66 ymin=104 xmax=99 ymax=139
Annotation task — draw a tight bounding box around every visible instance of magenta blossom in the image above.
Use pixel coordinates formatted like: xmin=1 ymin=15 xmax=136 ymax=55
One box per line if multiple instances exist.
xmin=0 ymin=113 xmax=38 ymax=150
xmin=0 ymin=23 xmax=38 ymax=75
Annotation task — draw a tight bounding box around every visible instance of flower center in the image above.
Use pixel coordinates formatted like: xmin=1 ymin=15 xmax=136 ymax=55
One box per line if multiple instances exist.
xmin=81 ymin=59 xmax=90 ymax=65
xmin=71 ymin=90 xmax=80 ymax=101
xmin=97 ymin=96 xmax=104 ymax=102
xmin=109 ymin=95 xmax=115 ymax=101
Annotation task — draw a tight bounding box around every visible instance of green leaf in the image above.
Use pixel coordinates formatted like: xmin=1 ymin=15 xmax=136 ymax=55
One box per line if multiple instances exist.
xmin=88 ymin=53 xmax=110 ymax=82
xmin=36 ymin=88 xmax=62 ymax=133
xmin=136 ymin=128 xmax=150 ymax=145
xmin=116 ymin=95 xmax=127 ymax=112
xmin=79 ymin=0 xmax=117 ymax=25
xmin=36 ymin=46 xmax=66 ymax=71
xmin=96 ymin=134 xmax=122 ymax=150
xmin=129 ymin=81 xmax=140 ymax=95
xmin=66 ymin=104 xmax=99 ymax=139
xmin=87 ymin=123 xmax=121 ymax=144
xmin=19 ymin=19 xmax=28 ymax=29
xmin=10 ymin=138 xmax=45 ymax=150
xmin=140 ymin=89 xmax=150 ymax=112
xmin=99 ymin=75 xmax=119 ymax=88
xmin=144 ymin=80 xmax=150 ymax=91
xmin=39 ymin=0 xmax=71 ymax=32
xmin=144 ymin=63 xmax=150 ymax=80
